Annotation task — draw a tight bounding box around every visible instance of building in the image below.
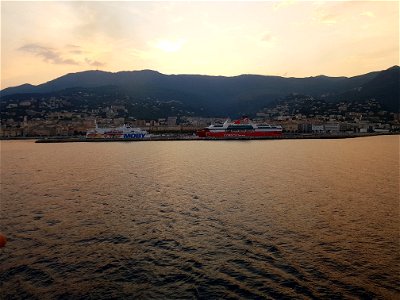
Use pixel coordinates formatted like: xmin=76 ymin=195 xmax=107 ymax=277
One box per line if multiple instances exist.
xmin=324 ymin=122 xmax=340 ymax=133
xmin=281 ymin=122 xmax=299 ymax=133
xmin=312 ymin=124 xmax=324 ymax=133
xmin=167 ymin=117 xmax=177 ymax=126
xmin=298 ymin=123 xmax=312 ymax=133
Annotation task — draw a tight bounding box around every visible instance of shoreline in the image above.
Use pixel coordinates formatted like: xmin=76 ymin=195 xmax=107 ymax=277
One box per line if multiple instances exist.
xmin=0 ymin=132 xmax=397 ymax=143
xmin=24 ymin=132 xmax=400 ymax=143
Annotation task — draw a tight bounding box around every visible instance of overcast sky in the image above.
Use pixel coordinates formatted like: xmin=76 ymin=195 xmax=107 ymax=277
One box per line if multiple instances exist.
xmin=1 ymin=0 xmax=398 ymax=88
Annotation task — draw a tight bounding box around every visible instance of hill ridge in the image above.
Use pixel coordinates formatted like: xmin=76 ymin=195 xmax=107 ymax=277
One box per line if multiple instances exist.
xmin=1 ymin=66 xmax=398 ymax=114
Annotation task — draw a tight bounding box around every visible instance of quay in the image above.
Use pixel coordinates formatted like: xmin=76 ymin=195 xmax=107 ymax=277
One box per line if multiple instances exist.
xmin=32 ymin=132 xmax=398 ymax=143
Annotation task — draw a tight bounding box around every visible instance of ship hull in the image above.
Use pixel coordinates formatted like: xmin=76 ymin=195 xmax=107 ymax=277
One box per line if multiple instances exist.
xmin=197 ymin=130 xmax=282 ymax=138
xmin=86 ymin=133 xmax=147 ymax=139
xmin=86 ymin=124 xmax=148 ymax=139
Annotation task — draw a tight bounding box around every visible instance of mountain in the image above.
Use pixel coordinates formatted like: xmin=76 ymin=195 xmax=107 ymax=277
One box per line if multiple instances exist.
xmin=1 ymin=83 xmax=37 ymax=95
xmin=1 ymin=66 xmax=399 ymax=115
xmin=335 ymin=66 xmax=399 ymax=112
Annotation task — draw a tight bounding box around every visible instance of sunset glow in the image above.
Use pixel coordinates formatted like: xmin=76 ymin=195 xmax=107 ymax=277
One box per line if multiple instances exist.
xmin=1 ymin=0 xmax=399 ymax=88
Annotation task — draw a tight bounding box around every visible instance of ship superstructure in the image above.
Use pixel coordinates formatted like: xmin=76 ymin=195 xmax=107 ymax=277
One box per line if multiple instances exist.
xmin=86 ymin=122 xmax=148 ymax=139
xmin=197 ymin=118 xmax=282 ymax=138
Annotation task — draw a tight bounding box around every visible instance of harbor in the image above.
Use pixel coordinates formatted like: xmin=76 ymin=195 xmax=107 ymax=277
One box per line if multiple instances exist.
xmin=27 ymin=117 xmax=398 ymax=143
xmin=32 ymin=132 xmax=398 ymax=143
xmin=2 ymin=1 xmax=399 ymax=298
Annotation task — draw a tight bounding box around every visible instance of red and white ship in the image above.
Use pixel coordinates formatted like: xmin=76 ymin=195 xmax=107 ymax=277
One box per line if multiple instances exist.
xmin=197 ymin=117 xmax=282 ymax=138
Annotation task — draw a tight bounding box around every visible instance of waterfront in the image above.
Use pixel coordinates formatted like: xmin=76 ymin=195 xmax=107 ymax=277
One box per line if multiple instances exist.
xmin=32 ymin=132 xmax=397 ymax=143
xmin=1 ymin=136 xmax=399 ymax=298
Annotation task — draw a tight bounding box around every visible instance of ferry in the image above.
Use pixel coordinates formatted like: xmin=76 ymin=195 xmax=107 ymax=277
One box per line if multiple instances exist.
xmin=86 ymin=122 xmax=148 ymax=139
xmin=197 ymin=117 xmax=282 ymax=138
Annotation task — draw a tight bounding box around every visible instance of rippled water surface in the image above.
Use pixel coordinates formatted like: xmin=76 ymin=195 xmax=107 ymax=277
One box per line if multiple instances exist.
xmin=1 ymin=136 xmax=399 ymax=299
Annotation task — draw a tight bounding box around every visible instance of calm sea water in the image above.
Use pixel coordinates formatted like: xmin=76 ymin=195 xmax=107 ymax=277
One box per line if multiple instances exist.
xmin=1 ymin=136 xmax=399 ymax=299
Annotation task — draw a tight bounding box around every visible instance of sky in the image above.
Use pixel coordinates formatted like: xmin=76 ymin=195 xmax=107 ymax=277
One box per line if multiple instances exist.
xmin=1 ymin=0 xmax=399 ymax=88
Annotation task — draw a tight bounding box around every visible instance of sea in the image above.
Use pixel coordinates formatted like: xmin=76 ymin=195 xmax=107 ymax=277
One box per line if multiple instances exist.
xmin=0 ymin=135 xmax=399 ymax=299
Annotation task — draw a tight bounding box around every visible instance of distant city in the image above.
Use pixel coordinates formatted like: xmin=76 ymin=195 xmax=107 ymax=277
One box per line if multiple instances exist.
xmin=1 ymin=93 xmax=398 ymax=138
xmin=1 ymin=66 xmax=399 ymax=137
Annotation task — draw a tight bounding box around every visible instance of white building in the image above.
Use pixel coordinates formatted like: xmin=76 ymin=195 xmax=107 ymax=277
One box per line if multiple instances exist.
xmin=312 ymin=124 xmax=324 ymax=133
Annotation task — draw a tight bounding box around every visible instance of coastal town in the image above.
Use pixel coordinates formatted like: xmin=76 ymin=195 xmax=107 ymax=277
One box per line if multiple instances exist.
xmin=2 ymin=1 xmax=400 ymax=299
xmin=1 ymin=93 xmax=399 ymax=138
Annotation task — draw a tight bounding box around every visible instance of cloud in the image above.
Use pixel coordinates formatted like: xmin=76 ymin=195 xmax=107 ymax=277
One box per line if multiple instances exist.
xmin=360 ymin=11 xmax=375 ymax=18
xmin=311 ymin=3 xmax=345 ymax=25
xmin=273 ymin=0 xmax=296 ymax=11
xmin=69 ymin=50 xmax=84 ymax=55
xmin=260 ymin=33 xmax=277 ymax=47
xmin=66 ymin=44 xmax=80 ymax=49
xmin=66 ymin=44 xmax=84 ymax=54
xmin=320 ymin=14 xmax=337 ymax=24
xmin=262 ymin=34 xmax=273 ymax=42
xmin=85 ymin=58 xmax=106 ymax=67
xmin=314 ymin=11 xmax=338 ymax=24
xmin=68 ymin=2 xmax=127 ymax=40
xmin=18 ymin=44 xmax=79 ymax=65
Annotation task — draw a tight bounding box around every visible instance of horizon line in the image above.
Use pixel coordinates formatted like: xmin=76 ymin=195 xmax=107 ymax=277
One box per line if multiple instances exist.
xmin=2 ymin=64 xmax=398 ymax=90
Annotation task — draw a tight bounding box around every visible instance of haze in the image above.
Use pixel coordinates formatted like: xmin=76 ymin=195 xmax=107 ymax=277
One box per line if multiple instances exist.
xmin=1 ymin=0 xmax=398 ymax=89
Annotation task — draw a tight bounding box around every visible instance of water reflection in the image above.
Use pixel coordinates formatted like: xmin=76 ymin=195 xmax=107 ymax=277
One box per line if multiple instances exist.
xmin=1 ymin=136 xmax=399 ymax=298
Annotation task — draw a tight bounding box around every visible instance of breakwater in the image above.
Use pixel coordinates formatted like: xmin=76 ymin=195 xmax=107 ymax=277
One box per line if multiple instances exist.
xmin=33 ymin=132 xmax=398 ymax=143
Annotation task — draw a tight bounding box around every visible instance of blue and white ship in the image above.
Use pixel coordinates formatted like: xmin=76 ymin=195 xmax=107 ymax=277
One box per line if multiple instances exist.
xmin=86 ymin=122 xmax=148 ymax=139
